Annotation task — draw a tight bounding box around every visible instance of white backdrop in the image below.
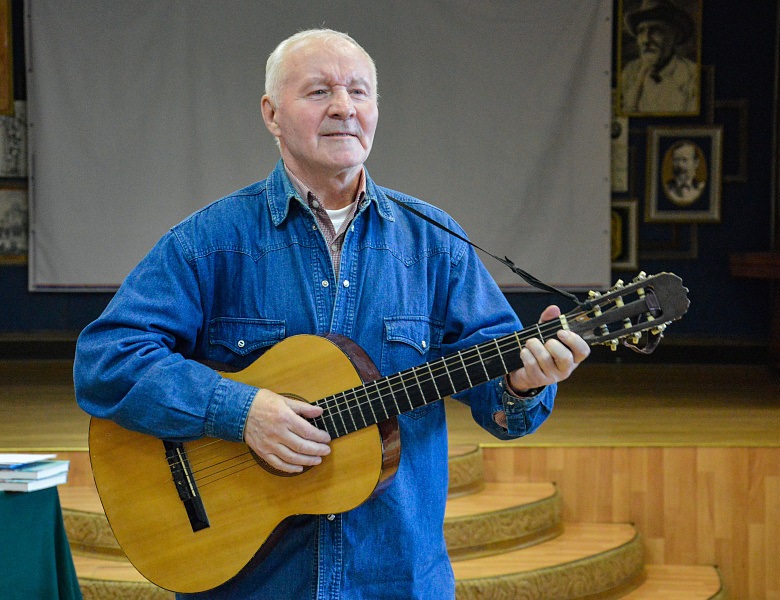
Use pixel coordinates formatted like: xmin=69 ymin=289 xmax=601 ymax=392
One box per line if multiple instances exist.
xmin=25 ymin=0 xmax=612 ymax=291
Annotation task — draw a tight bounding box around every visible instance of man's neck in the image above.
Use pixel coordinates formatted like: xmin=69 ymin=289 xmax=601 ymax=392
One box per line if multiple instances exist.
xmin=283 ymin=161 xmax=363 ymax=210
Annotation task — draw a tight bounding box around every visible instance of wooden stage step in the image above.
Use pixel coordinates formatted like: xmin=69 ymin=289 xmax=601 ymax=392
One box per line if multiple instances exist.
xmin=445 ymin=481 xmax=562 ymax=559
xmin=59 ymin=447 xmax=727 ymax=600
xmin=625 ymin=566 xmax=725 ymax=600
xmin=71 ymin=555 xmax=174 ymax=600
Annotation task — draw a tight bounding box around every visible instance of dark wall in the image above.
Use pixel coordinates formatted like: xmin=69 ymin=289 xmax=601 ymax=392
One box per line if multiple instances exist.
xmin=0 ymin=1 xmax=777 ymax=358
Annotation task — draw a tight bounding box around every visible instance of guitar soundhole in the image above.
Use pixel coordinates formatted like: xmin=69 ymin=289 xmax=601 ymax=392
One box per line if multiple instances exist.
xmin=250 ymin=449 xmax=313 ymax=477
xmin=249 ymin=392 xmax=314 ymax=478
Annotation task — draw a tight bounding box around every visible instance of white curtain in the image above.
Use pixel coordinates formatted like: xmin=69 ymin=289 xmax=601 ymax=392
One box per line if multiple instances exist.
xmin=26 ymin=0 xmax=611 ymax=291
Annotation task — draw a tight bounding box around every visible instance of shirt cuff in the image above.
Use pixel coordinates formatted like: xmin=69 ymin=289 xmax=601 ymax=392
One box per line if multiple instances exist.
xmin=493 ymin=376 xmax=545 ymax=429
xmin=204 ymin=377 xmax=257 ymax=442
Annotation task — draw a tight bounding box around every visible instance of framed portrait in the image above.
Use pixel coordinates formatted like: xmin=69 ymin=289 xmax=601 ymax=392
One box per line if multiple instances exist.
xmin=0 ymin=184 xmax=27 ymax=264
xmin=611 ymin=200 xmax=638 ymax=270
xmin=617 ymin=0 xmax=702 ymax=117
xmin=645 ymin=126 xmax=722 ymax=223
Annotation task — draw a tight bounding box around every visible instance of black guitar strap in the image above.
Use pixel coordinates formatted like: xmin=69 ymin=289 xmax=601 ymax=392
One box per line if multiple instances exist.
xmin=385 ymin=194 xmax=590 ymax=311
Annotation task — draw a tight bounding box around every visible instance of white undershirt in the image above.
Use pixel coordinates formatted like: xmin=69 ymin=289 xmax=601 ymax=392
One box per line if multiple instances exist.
xmin=325 ymin=202 xmax=356 ymax=234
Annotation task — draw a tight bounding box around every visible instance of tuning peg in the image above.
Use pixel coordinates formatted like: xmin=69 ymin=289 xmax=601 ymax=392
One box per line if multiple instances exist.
xmin=613 ymin=279 xmax=625 ymax=289
xmin=651 ymin=323 xmax=667 ymax=336
xmin=606 ymin=339 xmax=619 ymax=351
xmin=632 ymin=271 xmax=647 ymax=283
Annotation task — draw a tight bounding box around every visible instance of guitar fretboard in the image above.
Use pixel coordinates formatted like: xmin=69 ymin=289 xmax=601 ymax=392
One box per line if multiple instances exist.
xmin=310 ymin=321 xmax=562 ymax=439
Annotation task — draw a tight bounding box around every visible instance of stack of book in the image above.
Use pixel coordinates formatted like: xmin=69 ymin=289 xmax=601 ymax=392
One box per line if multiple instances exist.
xmin=0 ymin=453 xmax=70 ymax=492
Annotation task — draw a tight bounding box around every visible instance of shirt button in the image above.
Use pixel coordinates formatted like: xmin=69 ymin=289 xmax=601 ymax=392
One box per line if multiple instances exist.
xmin=421 ymin=340 xmax=427 ymax=349
xmin=322 ymin=280 xmax=329 ymax=288
xmin=237 ymin=340 xmax=245 ymax=348
xmin=343 ymin=280 xmax=350 ymax=287
xmin=311 ymin=200 xmax=320 ymax=208
xmin=331 ymin=244 xmax=338 ymax=251
xmin=327 ymin=514 xmax=336 ymax=521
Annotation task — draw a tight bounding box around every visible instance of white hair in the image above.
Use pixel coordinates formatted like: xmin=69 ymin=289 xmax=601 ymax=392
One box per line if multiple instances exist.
xmin=264 ymin=28 xmax=378 ymax=104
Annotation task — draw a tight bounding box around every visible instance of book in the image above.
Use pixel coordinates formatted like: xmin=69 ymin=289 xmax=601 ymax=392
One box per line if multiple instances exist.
xmin=0 ymin=472 xmax=68 ymax=492
xmin=0 ymin=453 xmax=57 ymax=469
xmin=0 ymin=460 xmax=70 ymax=480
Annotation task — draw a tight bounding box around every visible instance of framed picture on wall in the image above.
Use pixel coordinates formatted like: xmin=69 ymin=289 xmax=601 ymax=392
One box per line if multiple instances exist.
xmin=645 ymin=126 xmax=722 ymax=223
xmin=611 ymin=200 xmax=638 ymax=270
xmin=617 ymin=0 xmax=702 ymax=117
xmin=0 ymin=184 xmax=27 ymax=264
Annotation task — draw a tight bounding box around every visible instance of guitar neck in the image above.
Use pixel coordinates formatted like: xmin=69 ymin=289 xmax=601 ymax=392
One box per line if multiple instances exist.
xmin=311 ymin=321 xmax=563 ymax=440
xmin=310 ymin=272 xmax=691 ymax=439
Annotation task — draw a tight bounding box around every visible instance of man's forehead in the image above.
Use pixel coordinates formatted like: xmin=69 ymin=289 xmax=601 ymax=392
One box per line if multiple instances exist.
xmin=283 ymin=40 xmax=375 ymax=87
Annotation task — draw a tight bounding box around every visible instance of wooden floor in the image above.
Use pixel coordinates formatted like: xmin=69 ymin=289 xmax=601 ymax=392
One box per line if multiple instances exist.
xmin=1 ymin=360 xmax=778 ymax=451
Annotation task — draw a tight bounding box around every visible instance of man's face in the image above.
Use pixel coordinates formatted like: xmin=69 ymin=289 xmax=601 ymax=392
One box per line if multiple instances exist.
xmin=262 ymin=39 xmax=378 ymax=181
xmin=672 ymin=145 xmax=698 ymax=182
xmin=636 ymin=20 xmax=677 ymax=69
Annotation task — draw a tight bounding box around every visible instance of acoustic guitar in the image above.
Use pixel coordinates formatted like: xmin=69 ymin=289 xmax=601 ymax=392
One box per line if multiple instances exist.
xmin=88 ymin=272 xmax=689 ymax=593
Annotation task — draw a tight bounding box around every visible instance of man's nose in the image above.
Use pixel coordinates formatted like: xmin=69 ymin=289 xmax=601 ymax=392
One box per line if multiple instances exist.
xmin=328 ymin=89 xmax=355 ymax=119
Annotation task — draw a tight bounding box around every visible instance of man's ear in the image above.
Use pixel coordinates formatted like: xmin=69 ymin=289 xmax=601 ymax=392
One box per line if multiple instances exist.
xmin=261 ymin=95 xmax=282 ymax=137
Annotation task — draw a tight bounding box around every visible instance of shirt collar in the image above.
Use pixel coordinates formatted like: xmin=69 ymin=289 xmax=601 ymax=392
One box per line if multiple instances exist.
xmin=266 ymin=159 xmax=394 ymax=225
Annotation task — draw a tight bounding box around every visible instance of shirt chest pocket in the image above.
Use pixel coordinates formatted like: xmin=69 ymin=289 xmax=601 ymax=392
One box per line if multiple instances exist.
xmin=208 ymin=317 xmax=286 ymax=369
xmin=381 ymin=316 xmax=445 ymax=419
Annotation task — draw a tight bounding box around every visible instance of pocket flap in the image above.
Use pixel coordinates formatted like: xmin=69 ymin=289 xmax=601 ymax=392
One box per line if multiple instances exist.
xmin=209 ymin=317 xmax=286 ymax=356
xmin=384 ymin=316 xmax=443 ymax=355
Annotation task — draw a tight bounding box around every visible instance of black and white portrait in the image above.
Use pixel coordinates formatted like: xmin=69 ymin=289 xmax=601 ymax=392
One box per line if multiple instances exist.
xmin=619 ymin=0 xmax=702 ymax=116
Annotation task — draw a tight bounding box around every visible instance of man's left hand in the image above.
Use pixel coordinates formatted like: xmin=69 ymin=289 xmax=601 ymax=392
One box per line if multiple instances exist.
xmin=507 ymin=305 xmax=590 ymax=394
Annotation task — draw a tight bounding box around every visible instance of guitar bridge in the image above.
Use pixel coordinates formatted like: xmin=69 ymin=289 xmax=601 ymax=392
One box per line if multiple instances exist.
xmin=163 ymin=441 xmax=210 ymax=532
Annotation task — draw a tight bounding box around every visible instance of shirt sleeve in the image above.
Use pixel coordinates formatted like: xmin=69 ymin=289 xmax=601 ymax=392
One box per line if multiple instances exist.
xmin=73 ymin=230 xmax=256 ymax=443
xmin=441 ymin=231 xmax=556 ymax=441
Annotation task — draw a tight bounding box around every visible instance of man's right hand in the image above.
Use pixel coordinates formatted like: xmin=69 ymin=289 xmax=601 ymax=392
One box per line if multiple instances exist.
xmin=243 ymin=388 xmax=331 ymax=473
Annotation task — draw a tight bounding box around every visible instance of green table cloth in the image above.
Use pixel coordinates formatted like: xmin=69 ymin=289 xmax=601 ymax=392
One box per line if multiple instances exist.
xmin=0 ymin=487 xmax=82 ymax=599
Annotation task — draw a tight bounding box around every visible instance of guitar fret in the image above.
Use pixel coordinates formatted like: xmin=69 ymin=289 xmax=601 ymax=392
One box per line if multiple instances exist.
xmin=334 ymin=396 xmax=348 ymax=437
xmin=458 ymin=351 xmax=473 ymax=388
xmin=387 ymin=376 xmax=403 ymax=417
xmin=426 ymin=363 xmax=443 ymax=398
xmin=443 ymin=359 xmax=456 ymax=393
xmin=398 ymin=373 xmax=416 ymax=412
xmin=355 ymin=390 xmax=368 ymax=429
xmin=494 ymin=338 xmax=509 ymax=372
xmin=344 ymin=390 xmax=358 ymax=432
xmin=411 ymin=368 xmax=427 ymax=408
xmin=324 ymin=405 xmax=339 ymax=437
xmin=475 ymin=345 xmax=490 ymax=379
xmin=365 ymin=381 xmax=379 ymax=423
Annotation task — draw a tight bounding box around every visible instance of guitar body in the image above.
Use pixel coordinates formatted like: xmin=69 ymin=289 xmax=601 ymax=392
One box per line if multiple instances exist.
xmin=89 ymin=334 xmax=400 ymax=593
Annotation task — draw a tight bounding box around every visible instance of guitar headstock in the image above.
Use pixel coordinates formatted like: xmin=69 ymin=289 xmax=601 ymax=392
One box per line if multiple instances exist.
xmin=566 ymin=272 xmax=690 ymax=353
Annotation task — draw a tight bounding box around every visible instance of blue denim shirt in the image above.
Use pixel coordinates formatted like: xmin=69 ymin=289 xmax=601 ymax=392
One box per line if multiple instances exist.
xmin=74 ymin=160 xmax=555 ymax=599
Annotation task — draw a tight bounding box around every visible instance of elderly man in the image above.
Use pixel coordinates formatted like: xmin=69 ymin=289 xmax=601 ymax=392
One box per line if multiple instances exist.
xmin=620 ymin=0 xmax=699 ymax=114
xmin=74 ymin=29 xmax=589 ymax=599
